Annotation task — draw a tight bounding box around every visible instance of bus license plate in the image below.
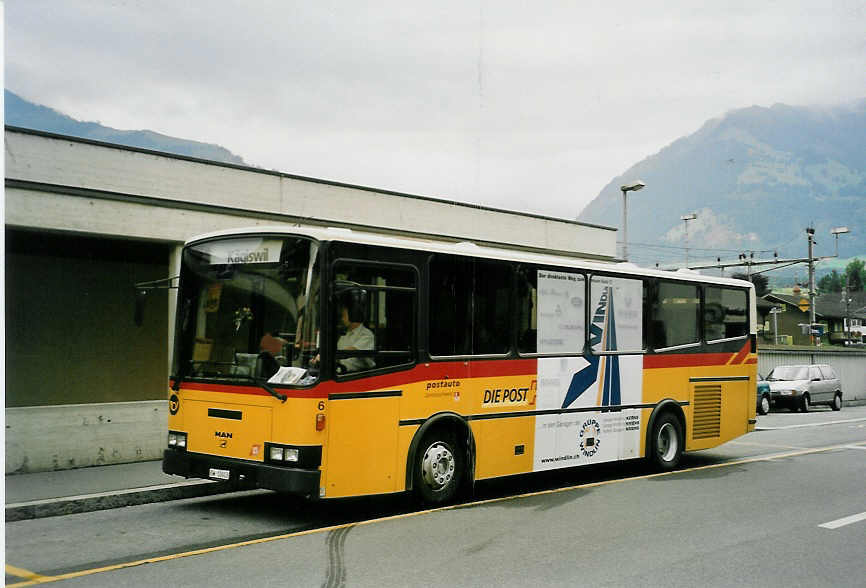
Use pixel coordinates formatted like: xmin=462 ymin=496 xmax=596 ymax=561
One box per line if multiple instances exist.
xmin=208 ymin=468 xmax=230 ymax=480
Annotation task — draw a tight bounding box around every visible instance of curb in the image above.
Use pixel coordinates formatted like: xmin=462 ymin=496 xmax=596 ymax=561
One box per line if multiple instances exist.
xmin=5 ymin=479 xmax=234 ymax=522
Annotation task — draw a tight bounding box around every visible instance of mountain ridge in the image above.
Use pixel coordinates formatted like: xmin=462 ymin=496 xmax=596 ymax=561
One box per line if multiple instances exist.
xmin=578 ymin=99 xmax=866 ymax=270
xmin=4 ymin=89 xmax=245 ymax=165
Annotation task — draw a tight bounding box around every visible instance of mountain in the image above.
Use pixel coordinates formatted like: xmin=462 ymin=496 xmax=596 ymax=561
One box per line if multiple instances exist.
xmin=578 ymin=100 xmax=866 ymax=271
xmin=4 ymin=90 xmax=245 ymax=165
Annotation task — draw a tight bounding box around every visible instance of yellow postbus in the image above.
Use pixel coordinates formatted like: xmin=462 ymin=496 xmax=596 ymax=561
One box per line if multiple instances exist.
xmin=162 ymin=226 xmax=757 ymax=504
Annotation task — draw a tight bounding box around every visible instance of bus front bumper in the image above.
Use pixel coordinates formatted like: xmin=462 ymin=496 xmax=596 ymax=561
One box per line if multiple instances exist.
xmin=163 ymin=449 xmax=321 ymax=497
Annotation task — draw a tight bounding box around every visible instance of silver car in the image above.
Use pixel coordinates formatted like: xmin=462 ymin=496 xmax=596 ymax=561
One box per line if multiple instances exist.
xmin=766 ymin=364 xmax=843 ymax=412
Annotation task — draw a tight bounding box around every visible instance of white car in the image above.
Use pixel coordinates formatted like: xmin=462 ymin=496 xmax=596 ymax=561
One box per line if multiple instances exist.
xmin=766 ymin=364 xmax=843 ymax=412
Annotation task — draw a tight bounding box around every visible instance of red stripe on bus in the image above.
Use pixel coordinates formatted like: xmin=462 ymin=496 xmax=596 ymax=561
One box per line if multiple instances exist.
xmin=643 ymin=353 xmax=734 ymax=369
xmin=174 ymin=381 xmax=330 ymax=398
xmin=467 ymin=358 xmax=538 ymax=378
xmin=171 ymin=359 xmax=538 ymax=398
xmin=729 ymin=342 xmax=750 ymax=365
xmin=318 ymin=359 xmax=538 ymax=394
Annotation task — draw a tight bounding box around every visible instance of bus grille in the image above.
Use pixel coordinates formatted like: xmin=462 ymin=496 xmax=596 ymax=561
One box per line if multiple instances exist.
xmin=692 ymin=385 xmax=722 ymax=439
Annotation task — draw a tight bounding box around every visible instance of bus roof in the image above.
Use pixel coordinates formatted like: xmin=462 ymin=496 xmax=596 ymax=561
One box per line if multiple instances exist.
xmin=185 ymin=225 xmax=755 ymax=289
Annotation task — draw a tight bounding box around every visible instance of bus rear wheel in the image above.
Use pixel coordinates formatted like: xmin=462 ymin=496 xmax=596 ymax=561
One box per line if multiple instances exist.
xmin=413 ymin=429 xmax=464 ymax=505
xmin=648 ymin=412 xmax=683 ymax=471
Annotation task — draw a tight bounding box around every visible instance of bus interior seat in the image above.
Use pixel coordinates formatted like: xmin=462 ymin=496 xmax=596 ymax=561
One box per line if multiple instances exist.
xmin=232 ymin=353 xmax=258 ymax=377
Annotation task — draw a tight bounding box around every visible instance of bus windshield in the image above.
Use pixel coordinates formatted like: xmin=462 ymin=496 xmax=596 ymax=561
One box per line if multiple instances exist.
xmin=173 ymin=235 xmax=321 ymax=387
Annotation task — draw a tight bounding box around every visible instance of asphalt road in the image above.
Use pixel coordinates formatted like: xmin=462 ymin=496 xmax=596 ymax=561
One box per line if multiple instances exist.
xmin=6 ymin=406 xmax=866 ymax=587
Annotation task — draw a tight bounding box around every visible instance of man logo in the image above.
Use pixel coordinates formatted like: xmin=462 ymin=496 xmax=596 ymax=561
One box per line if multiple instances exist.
xmin=169 ymin=394 xmax=180 ymax=415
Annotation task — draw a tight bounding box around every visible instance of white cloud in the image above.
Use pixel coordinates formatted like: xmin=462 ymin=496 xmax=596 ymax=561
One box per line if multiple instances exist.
xmin=5 ymin=0 xmax=866 ymax=219
xmin=662 ymin=208 xmax=759 ymax=249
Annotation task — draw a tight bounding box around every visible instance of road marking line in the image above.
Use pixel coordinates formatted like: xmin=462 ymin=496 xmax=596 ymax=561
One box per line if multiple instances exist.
xmin=756 ymin=417 xmax=866 ymax=431
xmin=5 ymin=565 xmax=57 ymax=583
xmin=819 ymin=511 xmax=866 ymax=530
xmin=7 ymin=440 xmax=864 ymax=586
xmin=729 ymin=440 xmax=808 ymax=450
xmin=844 ymin=444 xmax=866 ymax=450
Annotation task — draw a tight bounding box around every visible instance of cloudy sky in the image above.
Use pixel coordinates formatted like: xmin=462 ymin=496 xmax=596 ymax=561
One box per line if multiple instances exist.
xmin=5 ymin=1 xmax=865 ymax=219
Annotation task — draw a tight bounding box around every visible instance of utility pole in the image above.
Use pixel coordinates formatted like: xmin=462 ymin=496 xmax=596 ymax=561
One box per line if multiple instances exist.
xmin=842 ymin=281 xmax=852 ymax=344
xmin=681 ymin=213 xmax=696 ymax=268
xmin=807 ymin=227 xmax=817 ymax=346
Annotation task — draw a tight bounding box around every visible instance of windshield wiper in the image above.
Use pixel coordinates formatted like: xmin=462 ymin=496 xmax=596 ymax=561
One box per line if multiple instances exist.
xmin=256 ymin=378 xmax=287 ymax=403
xmin=174 ymin=359 xmax=286 ymax=402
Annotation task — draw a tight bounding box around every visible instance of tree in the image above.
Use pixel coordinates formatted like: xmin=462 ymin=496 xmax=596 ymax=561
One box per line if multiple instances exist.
xmin=844 ymin=258 xmax=865 ymax=291
xmin=732 ymin=273 xmax=770 ymax=297
xmin=818 ymin=270 xmax=844 ymax=293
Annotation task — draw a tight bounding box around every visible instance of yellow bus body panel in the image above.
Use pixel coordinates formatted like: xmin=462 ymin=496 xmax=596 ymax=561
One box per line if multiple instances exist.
xmin=168 ymin=388 xmax=326 ymax=461
xmin=166 ymin=348 xmax=755 ymax=498
xmin=466 ymin=374 xmax=536 ymax=480
xmin=323 ymin=396 xmax=400 ymax=498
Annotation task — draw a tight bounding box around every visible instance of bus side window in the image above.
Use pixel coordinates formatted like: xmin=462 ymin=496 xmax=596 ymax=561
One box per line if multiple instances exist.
xmin=523 ymin=267 xmax=586 ymax=355
xmin=589 ymin=275 xmax=644 ymax=353
xmin=705 ymin=286 xmax=748 ymax=341
xmin=516 ymin=267 xmax=537 ymax=354
xmin=651 ymin=281 xmax=700 ymax=349
xmin=332 ymin=262 xmax=416 ymax=375
xmin=473 ymin=260 xmax=511 ymax=355
xmin=428 ymin=255 xmax=512 ymax=357
xmin=429 ymin=256 xmax=473 ymax=356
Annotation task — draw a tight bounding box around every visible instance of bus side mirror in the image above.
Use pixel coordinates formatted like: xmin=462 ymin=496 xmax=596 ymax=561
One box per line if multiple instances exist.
xmin=134 ymin=289 xmax=148 ymax=327
xmin=133 ymin=275 xmax=178 ymax=327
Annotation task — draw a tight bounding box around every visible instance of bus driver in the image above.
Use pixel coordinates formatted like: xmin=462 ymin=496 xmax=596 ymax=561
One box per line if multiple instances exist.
xmin=336 ymin=290 xmax=375 ymax=373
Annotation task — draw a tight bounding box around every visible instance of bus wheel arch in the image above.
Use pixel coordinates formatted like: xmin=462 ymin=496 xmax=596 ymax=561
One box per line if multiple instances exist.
xmin=645 ymin=401 xmax=685 ymax=471
xmin=406 ymin=413 xmax=474 ymax=504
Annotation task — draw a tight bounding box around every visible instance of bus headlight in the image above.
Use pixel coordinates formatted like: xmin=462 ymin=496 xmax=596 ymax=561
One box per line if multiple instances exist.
xmin=266 ymin=444 xmax=300 ymax=464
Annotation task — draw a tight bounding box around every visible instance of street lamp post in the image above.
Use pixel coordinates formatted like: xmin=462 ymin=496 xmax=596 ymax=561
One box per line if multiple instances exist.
xmin=831 ymin=226 xmax=850 ymax=257
xmin=620 ymin=181 xmax=645 ymax=261
xmin=830 ymin=226 xmax=851 ymax=345
xmin=807 ymin=227 xmax=818 ymax=346
xmin=841 ymin=285 xmax=852 ymax=344
xmin=681 ymin=213 xmax=697 ymax=268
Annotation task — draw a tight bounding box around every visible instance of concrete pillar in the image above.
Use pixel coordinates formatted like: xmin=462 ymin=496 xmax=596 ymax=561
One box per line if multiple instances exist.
xmin=167 ymin=244 xmax=183 ymax=377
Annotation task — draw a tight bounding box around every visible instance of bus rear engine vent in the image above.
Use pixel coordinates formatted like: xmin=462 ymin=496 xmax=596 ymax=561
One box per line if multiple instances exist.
xmin=692 ymin=385 xmax=722 ymax=440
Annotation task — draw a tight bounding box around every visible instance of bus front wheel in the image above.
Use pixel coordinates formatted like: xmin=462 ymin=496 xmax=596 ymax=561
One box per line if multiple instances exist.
xmin=413 ymin=429 xmax=464 ymax=505
xmin=648 ymin=412 xmax=683 ymax=471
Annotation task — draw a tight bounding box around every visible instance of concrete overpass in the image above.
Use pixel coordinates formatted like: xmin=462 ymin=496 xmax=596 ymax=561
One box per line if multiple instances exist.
xmin=4 ymin=126 xmax=617 ymax=473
